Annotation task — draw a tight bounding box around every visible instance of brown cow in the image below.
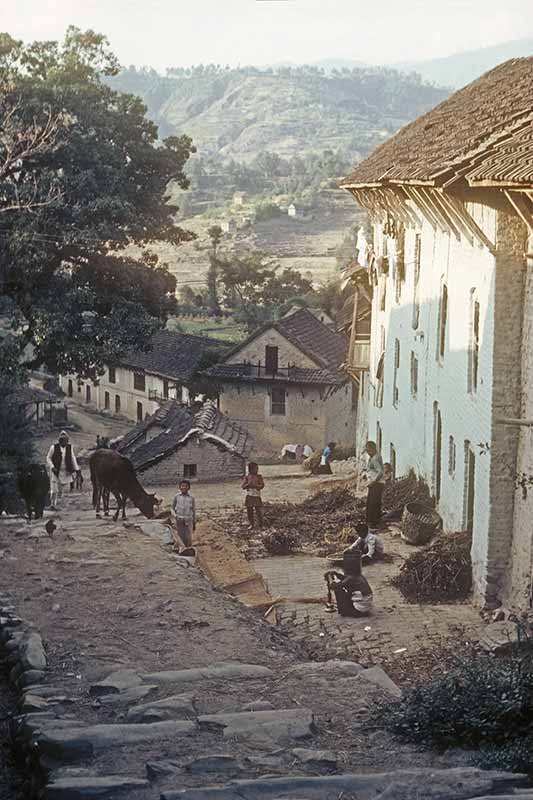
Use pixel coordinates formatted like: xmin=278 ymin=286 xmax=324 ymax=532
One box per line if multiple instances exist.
xmin=89 ymin=449 xmax=161 ymax=521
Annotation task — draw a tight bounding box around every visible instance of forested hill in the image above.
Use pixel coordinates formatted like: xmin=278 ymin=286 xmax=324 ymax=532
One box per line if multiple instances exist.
xmin=109 ymin=65 xmax=448 ymax=162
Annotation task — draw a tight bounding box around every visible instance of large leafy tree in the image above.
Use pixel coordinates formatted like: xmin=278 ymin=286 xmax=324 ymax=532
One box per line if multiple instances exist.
xmin=0 ymin=27 xmax=195 ymax=378
xmin=215 ymin=251 xmax=314 ymax=332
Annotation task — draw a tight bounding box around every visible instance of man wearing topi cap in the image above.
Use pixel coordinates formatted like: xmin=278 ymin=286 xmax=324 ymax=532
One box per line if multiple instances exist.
xmin=46 ymin=431 xmax=80 ymax=510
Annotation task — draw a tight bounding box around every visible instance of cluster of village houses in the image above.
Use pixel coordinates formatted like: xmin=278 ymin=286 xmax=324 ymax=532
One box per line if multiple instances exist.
xmin=55 ymin=57 xmax=533 ymax=614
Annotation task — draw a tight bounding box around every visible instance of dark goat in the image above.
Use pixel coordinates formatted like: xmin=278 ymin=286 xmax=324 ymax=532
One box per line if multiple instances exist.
xmin=17 ymin=464 xmax=50 ymax=521
xmin=89 ymin=449 xmax=161 ymax=522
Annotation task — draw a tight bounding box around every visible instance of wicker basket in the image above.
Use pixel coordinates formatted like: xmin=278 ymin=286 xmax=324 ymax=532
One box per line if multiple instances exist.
xmin=401 ymin=502 xmax=442 ymax=545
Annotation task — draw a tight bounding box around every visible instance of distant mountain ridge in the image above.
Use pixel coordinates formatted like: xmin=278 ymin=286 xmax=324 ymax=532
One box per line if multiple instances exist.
xmin=110 ymin=65 xmax=447 ymax=162
xmin=394 ymin=38 xmax=533 ymax=88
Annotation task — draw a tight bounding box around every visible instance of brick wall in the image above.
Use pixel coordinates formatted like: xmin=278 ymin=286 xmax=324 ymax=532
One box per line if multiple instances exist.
xmin=503 ymin=229 xmax=532 ymax=610
xmin=139 ymin=438 xmax=245 ymax=486
xmin=480 ymin=210 xmax=527 ymax=606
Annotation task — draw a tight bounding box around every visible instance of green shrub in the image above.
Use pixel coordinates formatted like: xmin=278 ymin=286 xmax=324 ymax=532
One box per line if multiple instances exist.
xmin=377 ymin=635 xmax=533 ymax=773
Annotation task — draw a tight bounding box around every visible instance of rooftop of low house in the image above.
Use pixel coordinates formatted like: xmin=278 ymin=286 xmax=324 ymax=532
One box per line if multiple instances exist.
xmin=341 ymin=57 xmax=533 ymax=190
xmin=119 ymin=400 xmax=252 ymax=472
xmin=118 ymin=329 xmax=225 ymax=382
xmin=205 ymin=308 xmax=348 ymax=386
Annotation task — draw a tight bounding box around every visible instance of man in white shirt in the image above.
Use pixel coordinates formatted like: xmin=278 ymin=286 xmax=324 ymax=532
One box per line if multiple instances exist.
xmin=171 ymin=480 xmax=196 ymax=551
xmin=46 ymin=431 xmax=80 ymax=510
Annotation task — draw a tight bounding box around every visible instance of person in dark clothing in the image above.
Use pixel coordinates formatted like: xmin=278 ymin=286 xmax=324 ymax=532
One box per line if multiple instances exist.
xmin=46 ymin=431 xmax=80 ymax=510
xmin=365 ymin=440 xmax=385 ymax=529
xmin=324 ymin=550 xmax=374 ymax=617
xmin=313 ymin=441 xmax=336 ymax=475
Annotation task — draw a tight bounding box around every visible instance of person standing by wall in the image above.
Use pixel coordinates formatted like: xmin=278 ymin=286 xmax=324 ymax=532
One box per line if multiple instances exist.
xmin=242 ymin=462 xmax=264 ymax=529
xmin=46 ymin=430 xmax=80 ymax=510
xmin=365 ymin=440 xmax=384 ymax=530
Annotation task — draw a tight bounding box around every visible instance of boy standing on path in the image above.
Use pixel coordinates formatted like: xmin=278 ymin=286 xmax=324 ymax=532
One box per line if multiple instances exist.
xmin=242 ymin=462 xmax=264 ymax=529
xmin=171 ymin=480 xmax=196 ymax=551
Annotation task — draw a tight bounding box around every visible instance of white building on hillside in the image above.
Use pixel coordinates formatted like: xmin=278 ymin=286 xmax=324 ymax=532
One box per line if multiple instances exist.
xmin=341 ymin=57 xmax=533 ymax=611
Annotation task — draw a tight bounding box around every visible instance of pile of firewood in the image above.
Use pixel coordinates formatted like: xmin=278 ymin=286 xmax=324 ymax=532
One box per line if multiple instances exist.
xmin=391 ymin=531 xmax=472 ymax=603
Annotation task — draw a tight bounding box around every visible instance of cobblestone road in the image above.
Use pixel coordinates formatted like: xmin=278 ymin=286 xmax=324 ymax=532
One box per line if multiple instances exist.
xmin=254 ymin=525 xmax=485 ymax=667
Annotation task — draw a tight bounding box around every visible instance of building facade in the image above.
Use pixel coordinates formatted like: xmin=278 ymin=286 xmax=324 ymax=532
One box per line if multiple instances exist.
xmin=59 ymin=330 xmax=222 ymax=424
xmin=341 ymin=57 xmax=533 ymax=610
xmin=206 ymin=308 xmax=357 ymax=457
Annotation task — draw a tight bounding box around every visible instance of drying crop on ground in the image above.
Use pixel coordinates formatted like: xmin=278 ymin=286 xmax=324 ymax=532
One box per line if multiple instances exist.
xmin=221 ymin=473 xmax=431 ymax=559
xmin=391 ymin=531 xmax=472 ymax=603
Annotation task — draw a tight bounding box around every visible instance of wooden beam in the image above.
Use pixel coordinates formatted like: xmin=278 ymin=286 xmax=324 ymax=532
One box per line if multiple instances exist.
xmin=428 ymin=189 xmax=463 ymax=241
xmin=416 ymin=187 xmax=461 ymax=238
xmin=347 ymin=287 xmax=359 ymax=368
xmin=504 ymin=190 xmax=533 ymax=232
xmin=442 ymin=195 xmax=496 ymax=254
xmin=435 ymin=191 xmax=475 ymax=246
xmin=402 ymin=185 xmax=438 ymax=230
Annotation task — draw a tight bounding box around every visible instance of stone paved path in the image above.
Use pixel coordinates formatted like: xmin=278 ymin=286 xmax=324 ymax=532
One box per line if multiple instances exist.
xmin=254 ymin=525 xmax=485 ymax=667
xmin=0 ymin=492 xmax=527 ymax=799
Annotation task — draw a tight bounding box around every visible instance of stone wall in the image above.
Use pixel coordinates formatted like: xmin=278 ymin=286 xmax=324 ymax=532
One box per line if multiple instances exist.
xmin=502 ymin=229 xmax=532 ymax=610
xmin=139 ymin=437 xmax=245 ymax=486
xmin=218 ymin=381 xmax=356 ymax=458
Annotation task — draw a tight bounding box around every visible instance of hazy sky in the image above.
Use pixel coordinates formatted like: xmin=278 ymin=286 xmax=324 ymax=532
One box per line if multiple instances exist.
xmin=2 ymin=0 xmax=532 ymax=71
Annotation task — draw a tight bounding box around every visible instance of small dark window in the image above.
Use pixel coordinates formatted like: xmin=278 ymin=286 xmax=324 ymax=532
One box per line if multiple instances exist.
xmin=104 ymin=391 xmax=110 ymax=410
xmin=472 ymin=300 xmax=480 ymax=391
xmin=108 ymin=367 xmax=116 ymax=384
xmin=410 ymin=351 xmax=418 ymax=398
xmin=78 ymin=382 xmax=82 ymax=394
xmin=163 ymin=379 xmax=169 ymax=399
xmin=271 ymin=386 xmax=286 ymax=415
xmin=438 ymin=284 xmax=448 ymax=360
xmin=412 ymin=233 xmax=421 ymax=329
xmin=376 ymin=422 xmax=382 ymax=455
xmin=67 ymin=379 xmax=73 ymax=398
xmin=390 ymin=444 xmax=397 ymax=480
xmin=136 ymin=401 xmax=143 ymax=422
xmin=184 ymin=464 xmax=197 ymax=479
xmin=86 ymin=385 xmax=91 ymax=403
xmin=134 ymin=372 xmax=146 ymax=392
xmin=393 ymin=339 xmax=400 ymax=407
xmin=115 ymin=394 xmax=121 ymax=413
xmin=265 ymin=346 xmax=279 ymax=375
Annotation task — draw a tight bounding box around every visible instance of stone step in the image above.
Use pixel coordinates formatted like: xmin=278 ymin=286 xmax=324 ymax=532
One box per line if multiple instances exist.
xmin=198 ymin=708 xmax=314 ymax=743
xmin=45 ymin=774 xmax=149 ymax=799
xmin=126 ymin=691 xmax=196 ymax=723
xmin=35 ymin=719 xmax=197 ymax=762
xmin=142 ymin=662 xmax=274 ymax=685
xmin=159 ymin=768 xmax=529 ymax=800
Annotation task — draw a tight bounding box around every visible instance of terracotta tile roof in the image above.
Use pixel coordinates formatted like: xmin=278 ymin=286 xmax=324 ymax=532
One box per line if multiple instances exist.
xmin=341 ymin=58 xmax=533 ymax=188
xmin=8 ymin=385 xmax=58 ymax=405
xmin=119 ymin=401 xmax=252 ymax=472
xmin=119 ymin=330 xmax=224 ymax=381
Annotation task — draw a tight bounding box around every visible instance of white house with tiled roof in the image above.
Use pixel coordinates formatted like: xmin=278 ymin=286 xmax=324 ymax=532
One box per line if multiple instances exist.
xmin=205 ymin=308 xmax=357 ymax=456
xmin=341 ymin=57 xmax=533 ymax=610
xmin=59 ymin=330 xmax=223 ymax=424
